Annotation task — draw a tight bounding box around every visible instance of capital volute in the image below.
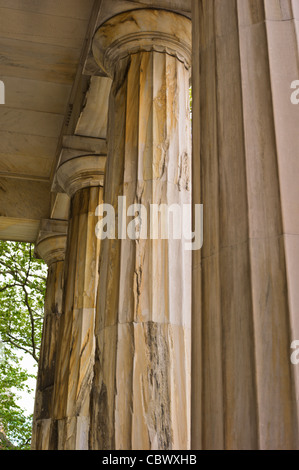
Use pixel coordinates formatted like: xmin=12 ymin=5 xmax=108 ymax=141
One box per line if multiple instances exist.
xmin=56 ymin=155 xmax=106 ymax=198
xmin=92 ymin=9 xmax=191 ymax=77
xmin=35 ymin=220 xmax=68 ymax=266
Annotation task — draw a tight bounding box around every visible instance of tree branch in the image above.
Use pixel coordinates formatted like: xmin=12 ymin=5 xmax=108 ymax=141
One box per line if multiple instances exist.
xmin=0 ymin=283 xmax=18 ymax=293
xmin=21 ymin=285 xmax=37 ymax=362
xmin=3 ymin=334 xmax=38 ymax=362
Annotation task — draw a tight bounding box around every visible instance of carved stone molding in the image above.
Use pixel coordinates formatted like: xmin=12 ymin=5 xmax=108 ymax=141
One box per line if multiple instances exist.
xmin=92 ymin=9 xmax=192 ymax=77
xmin=56 ymin=155 xmax=106 ymax=198
xmin=35 ymin=219 xmax=68 ymax=266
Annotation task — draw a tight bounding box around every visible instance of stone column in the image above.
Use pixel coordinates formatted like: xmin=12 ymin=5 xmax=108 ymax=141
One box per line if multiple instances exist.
xmin=90 ymin=9 xmax=192 ymax=450
xmin=192 ymin=0 xmax=299 ymax=450
xmin=51 ymin=155 xmax=106 ymax=449
xmin=31 ymin=220 xmax=67 ymax=450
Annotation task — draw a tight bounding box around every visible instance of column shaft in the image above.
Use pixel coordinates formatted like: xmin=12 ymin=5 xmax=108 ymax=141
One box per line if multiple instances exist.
xmin=192 ymin=0 xmax=299 ymax=450
xmin=31 ymin=222 xmax=67 ymax=450
xmin=90 ymin=10 xmax=192 ymax=450
xmin=52 ymin=186 xmax=103 ymax=449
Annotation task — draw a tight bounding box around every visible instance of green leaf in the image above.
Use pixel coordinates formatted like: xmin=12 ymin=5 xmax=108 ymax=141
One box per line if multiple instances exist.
xmin=0 ymin=241 xmax=47 ymax=449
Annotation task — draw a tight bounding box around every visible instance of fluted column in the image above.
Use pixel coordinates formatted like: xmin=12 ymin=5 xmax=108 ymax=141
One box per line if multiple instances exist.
xmin=31 ymin=220 xmax=67 ymax=450
xmin=90 ymin=9 xmax=192 ymax=450
xmin=50 ymin=155 xmax=106 ymax=449
xmin=192 ymin=0 xmax=299 ymax=450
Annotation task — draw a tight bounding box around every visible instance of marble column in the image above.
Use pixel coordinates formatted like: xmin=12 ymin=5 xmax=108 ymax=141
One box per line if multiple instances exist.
xmin=50 ymin=155 xmax=106 ymax=449
xmin=90 ymin=9 xmax=192 ymax=450
xmin=31 ymin=219 xmax=67 ymax=450
xmin=192 ymin=0 xmax=299 ymax=450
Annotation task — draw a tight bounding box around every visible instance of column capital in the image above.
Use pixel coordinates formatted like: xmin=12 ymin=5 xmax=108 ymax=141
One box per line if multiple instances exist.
xmin=56 ymin=155 xmax=106 ymax=198
xmin=35 ymin=219 xmax=68 ymax=266
xmin=92 ymin=9 xmax=191 ymax=77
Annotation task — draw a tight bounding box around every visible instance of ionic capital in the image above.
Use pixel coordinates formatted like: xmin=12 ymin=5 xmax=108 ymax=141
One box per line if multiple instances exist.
xmin=35 ymin=219 xmax=68 ymax=266
xmin=92 ymin=9 xmax=191 ymax=77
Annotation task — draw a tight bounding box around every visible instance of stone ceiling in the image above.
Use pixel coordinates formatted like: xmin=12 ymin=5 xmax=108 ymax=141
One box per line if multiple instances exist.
xmin=0 ymin=0 xmax=191 ymax=242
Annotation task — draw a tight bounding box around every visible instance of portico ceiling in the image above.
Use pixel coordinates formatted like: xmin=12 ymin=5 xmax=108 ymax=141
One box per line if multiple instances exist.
xmin=0 ymin=0 xmax=191 ymax=243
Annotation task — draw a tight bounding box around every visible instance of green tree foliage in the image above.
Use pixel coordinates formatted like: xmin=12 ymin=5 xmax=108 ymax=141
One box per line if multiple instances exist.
xmin=0 ymin=241 xmax=47 ymax=450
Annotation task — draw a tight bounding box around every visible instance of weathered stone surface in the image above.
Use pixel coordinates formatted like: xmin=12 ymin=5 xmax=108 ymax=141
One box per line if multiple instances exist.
xmin=51 ymin=184 xmax=103 ymax=450
xmin=90 ymin=9 xmax=192 ymax=450
xmin=30 ymin=153 xmax=106 ymax=450
xmin=54 ymin=187 xmax=103 ymax=450
xmin=31 ymin=221 xmax=67 ymax=450
xmin=25 ymin=1 xmax=299 ymax=451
